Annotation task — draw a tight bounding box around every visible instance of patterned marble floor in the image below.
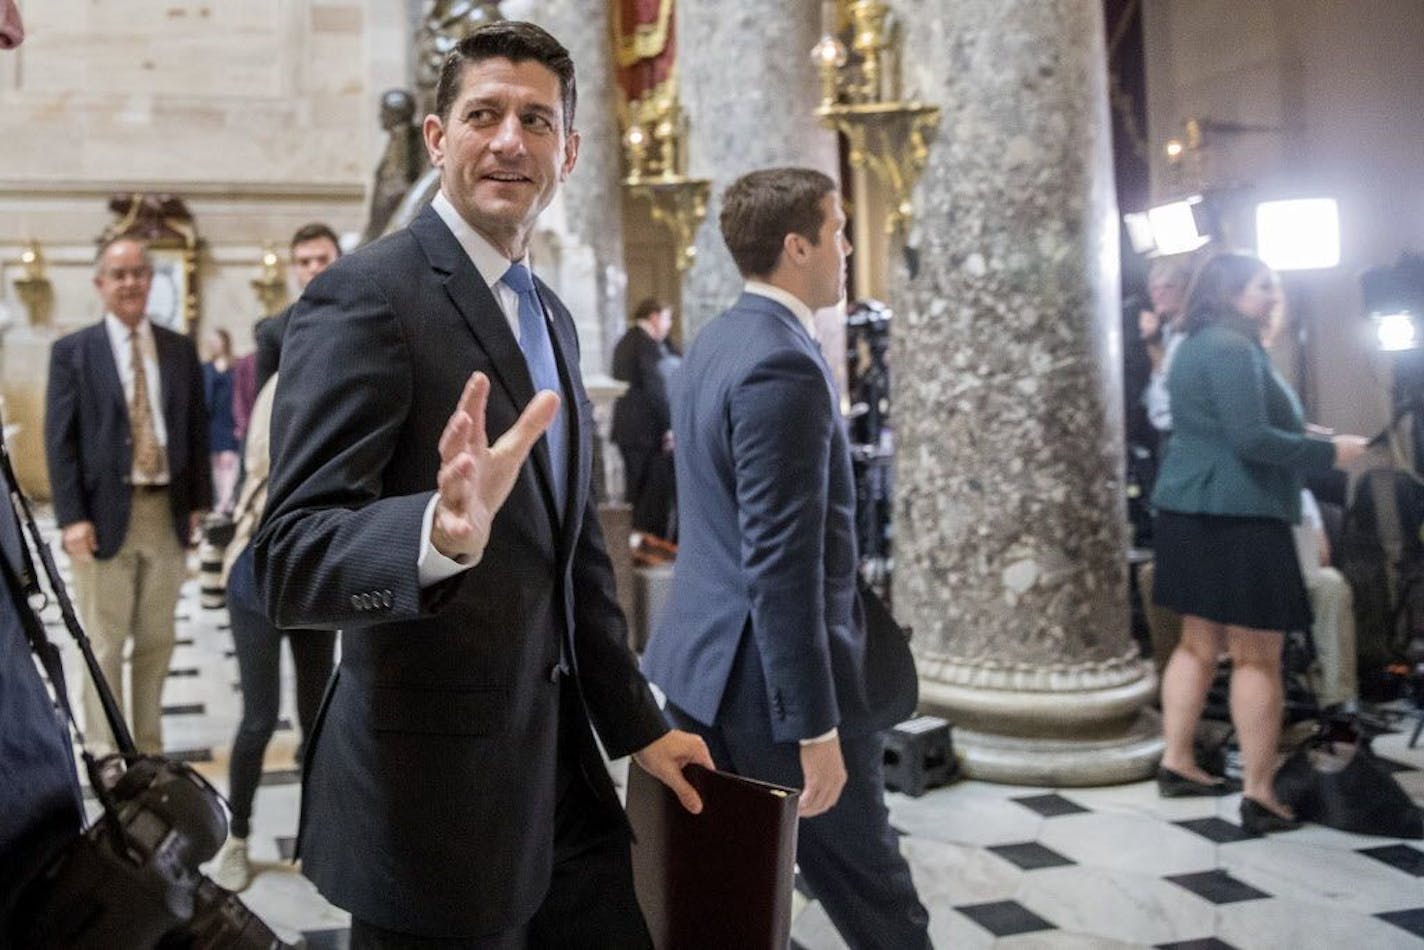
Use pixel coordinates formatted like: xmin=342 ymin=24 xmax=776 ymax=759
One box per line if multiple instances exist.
xmin=30 ymin=521 xmax=1424 ymax=949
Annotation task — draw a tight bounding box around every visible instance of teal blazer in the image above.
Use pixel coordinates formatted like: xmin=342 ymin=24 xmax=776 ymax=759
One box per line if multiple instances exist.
xmin=1151 ymin=315 xmax=1334 ymax=523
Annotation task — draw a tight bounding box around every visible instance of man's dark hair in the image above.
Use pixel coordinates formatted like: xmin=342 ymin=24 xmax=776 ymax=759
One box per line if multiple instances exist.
xmin=433 ymin=21 xmax=576 ymax=133
xmin=719 ymin=167 xmax=837 ymax=279
xmin=632 ymin=297 xmax=666 ymax=324
xmin=290 ymin=223 xmax=341 ymax=256
xmin=1182 ymin=252 xmax=1269 ymax=335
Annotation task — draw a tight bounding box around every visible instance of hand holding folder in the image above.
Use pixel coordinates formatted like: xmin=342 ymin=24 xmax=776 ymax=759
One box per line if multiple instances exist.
xmin=628 ymin=762 xmax=801 ymax=950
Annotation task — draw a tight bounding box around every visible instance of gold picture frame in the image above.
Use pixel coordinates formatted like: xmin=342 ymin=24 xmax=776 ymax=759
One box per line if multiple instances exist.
xmin=103 ymin=193 xmax=202 ymax=335
xmin=145 ymin=240 xmax=200 ymax=335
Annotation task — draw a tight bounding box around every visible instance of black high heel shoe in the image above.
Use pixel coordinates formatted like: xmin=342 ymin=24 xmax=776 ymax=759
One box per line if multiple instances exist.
xmin=1240 ymin=798 xmax=1302 ymax=834
xmin=1157 ymin=766 xmax=1231 ymax=797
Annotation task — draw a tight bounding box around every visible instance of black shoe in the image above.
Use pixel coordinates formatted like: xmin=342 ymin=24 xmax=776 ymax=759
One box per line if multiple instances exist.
xmin=1157 ymin=766 xmax=1231 ymax=797
xmin=1240 ymin=797 xmax=1302 ymax=834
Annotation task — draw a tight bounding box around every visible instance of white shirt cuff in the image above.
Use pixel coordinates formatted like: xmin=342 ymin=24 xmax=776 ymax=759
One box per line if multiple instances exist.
xmin=416 ymin=494 xmax=476 ymax=587
xmin=799 ymin=728 xmax=839 ymax=746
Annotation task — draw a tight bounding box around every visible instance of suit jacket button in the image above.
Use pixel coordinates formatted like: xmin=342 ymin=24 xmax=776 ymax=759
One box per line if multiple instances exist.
xmin=350 ymin=594 xmax=362 ymax=610
xmin=548 ymin=664 xmax=562 ymax=683
xmin=381 ymin=590 xmax=393 ymax=608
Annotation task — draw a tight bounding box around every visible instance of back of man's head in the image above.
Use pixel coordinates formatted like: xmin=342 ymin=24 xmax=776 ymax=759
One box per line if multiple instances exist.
xmin=719 ymin=167 xmax=836 ymax=280
xmin=432 ymin=20 xmax=576 ymax=133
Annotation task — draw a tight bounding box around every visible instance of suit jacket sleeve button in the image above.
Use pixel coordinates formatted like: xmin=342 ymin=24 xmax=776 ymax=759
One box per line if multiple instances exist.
xmin=382 ymin=590 xmax=393 ymax=608
xmin=350 ymin=594 xmax=362 ymax=609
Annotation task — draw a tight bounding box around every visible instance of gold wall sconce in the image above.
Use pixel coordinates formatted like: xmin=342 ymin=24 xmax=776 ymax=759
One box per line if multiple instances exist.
xmin=12 ymin=240 xmax=54 ymax=328
xmin=250 ymin=242 xmax=288 ymax=315
xmin=626 ymin=177 xmax=711 ymax=274
xmin=811 ymin=0 xmax=941 ymax=239
xmin=621 ymin=92 xmax=711 ymax=272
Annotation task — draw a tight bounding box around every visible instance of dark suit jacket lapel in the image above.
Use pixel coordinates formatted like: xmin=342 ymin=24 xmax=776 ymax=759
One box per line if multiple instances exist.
xmin=153 ymin=326 xmax=183 ymax=437
xmin=408 ymin=207 xmax=562 ymax=530
xmin=86 ymin=323 xmax=126 ymax=418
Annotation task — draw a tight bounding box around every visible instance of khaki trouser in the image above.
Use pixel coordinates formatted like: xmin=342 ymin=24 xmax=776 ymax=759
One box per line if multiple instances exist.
xmin=73 ymin=489 xmax=185 ymax=755
xmin=1305 ymin=567 xmax=1358 ymax=707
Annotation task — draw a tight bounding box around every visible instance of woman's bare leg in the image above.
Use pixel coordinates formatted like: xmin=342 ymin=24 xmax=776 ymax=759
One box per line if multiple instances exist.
xmin=1160 ymin=614 xmax=1227 ymax=782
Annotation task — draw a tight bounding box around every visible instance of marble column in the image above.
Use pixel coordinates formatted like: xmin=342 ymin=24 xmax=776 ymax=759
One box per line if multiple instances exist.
xmin=516 ymin=0 xmax=629 ymax=374
xmin=892 ymin=0 xmax=1160 ymax=784
xmin=675 ymin=0 xmax=837 ymax=338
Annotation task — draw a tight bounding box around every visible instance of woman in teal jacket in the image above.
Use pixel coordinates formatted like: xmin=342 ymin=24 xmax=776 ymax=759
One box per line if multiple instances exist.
xmin=1151 ymin=253 xmax=1366 ymax=833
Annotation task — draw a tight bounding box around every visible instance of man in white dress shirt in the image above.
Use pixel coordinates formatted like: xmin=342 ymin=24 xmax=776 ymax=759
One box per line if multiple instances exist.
xmin=45 ymin=236 xmax=210 ymax=754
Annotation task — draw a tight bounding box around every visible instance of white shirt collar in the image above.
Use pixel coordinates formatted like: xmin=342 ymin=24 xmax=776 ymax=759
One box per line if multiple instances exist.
xmin=431 ymin=189 xmax=527 ymax=288
xmin=104 ymin=312 xmax=153 ymax=346
xmin=743 ymin=281 xmax=817 ymax=341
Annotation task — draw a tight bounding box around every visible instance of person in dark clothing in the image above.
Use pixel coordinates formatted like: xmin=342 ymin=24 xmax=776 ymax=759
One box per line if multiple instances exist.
xmin=1152 ymin=252 xmax=1367 ymax=832
xmin=202 ymin=328 xmax=240 ymax=513
xmin=253 ymin=222 xmax=342 ymax=393
xmin=0 ymin=439 xmax=84 ymax=923
xmin=611 ymin=297 xmax=678 ymax=538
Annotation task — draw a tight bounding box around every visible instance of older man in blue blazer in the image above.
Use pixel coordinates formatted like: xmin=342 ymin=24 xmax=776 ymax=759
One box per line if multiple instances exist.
xmin=45 ymin=237 xmax=210 ymax=755
xmin=643 ymin=167 xmax=931 ymax=949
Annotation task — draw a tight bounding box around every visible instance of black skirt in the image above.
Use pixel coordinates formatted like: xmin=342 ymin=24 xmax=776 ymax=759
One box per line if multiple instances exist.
xmin=1152 ymin=510 xmax=1312 ymax=632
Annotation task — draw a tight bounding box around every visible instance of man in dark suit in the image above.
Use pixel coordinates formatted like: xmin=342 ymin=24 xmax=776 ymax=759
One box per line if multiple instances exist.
xmin=254 ymin=21 xmax=710 ymax=947
xmin=0 ymin=3 xmax=78 ymax=912
xmin=610 ymin=297 xmax=676 ymax=537
xmin=0 ymin=423 xmax=83 ymax=927
xmin=45 ymin=236 xmax=210 ymax=755
xmin=642 ymin=168 xmax=932 ymax=949
xmin=252 ymin=222 xmax=342 ymax=392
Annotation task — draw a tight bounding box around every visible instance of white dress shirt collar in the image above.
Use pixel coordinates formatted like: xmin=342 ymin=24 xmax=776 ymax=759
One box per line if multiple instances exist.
xmin=431 ymin=189 xmax=528 ymax=288
xmin=103 ymin=311 xmax=153 ymax=350
xmin=432 ymin=190 xmax=542 ymax=343
xmin=743 ymin=280 xmax=818 ymax=342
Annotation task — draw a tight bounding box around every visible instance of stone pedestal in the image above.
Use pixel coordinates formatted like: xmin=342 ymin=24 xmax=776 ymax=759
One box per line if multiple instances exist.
xmin=892 ymin=0 xmax=1160 ymax=785
xmin=675 ymin=1 xmax=837 ymax=338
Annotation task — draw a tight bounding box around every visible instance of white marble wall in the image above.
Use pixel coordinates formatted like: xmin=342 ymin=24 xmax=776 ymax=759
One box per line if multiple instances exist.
xmin=0 ymin=0 xmax=409 ymax=495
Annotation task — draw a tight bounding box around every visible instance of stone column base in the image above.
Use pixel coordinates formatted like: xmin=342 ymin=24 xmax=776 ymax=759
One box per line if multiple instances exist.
xmin=919 ymin=661 xmax=1164 ymax=786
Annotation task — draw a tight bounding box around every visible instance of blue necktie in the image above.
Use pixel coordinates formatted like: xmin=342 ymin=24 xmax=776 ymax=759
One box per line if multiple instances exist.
xmin=502 ymin=262 xmax=567 ymax=518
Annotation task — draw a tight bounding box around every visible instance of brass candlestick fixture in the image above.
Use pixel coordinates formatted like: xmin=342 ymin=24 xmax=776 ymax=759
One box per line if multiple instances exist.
xmin=250 ymin=242 xmax=288 ymax=315
xmin=621 ymin=88 xmax=710 ymax=272
xmin=812 ymin=0 xmax=940 ymax=239
xmin=12 ymin=241 xmax=54 ymax=328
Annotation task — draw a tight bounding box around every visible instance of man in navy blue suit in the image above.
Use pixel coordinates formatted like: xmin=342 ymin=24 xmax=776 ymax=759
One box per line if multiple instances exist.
xmin=45 ymin=237 xmax=210 ymax=756
xmin=0 ymin=435 xmax=83 ymax=928
xmin=255 ymin=22 xmax=710 ymax=946
xmin=643 ymin=167 xmax=932 ymax=949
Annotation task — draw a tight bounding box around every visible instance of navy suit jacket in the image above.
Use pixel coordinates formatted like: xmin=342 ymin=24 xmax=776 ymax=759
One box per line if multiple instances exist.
xmin=643 ymin=292 xmax=877 ymax=744
xmin=0 ymin=489 xmax=83 ymax=914
xmin=253 ymin=205 xmax=666 ymax=937
xmin=251 ymin=305 xmax=291 ymax=394
xmin=45 ymin=321 xmax=210 ymax=557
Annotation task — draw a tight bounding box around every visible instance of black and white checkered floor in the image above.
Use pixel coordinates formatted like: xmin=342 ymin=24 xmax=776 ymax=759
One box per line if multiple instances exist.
xmin=30 ymin=516 xmax=1424 ymax=949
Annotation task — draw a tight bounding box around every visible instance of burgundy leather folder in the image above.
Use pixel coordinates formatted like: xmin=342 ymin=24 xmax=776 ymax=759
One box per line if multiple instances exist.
xmin=627 ymin=762 xmax=800 ymax=950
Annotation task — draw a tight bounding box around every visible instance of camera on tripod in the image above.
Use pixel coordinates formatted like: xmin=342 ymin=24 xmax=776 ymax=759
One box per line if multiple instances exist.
xmin=0 ymin=418 xmax=296 ymax=949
